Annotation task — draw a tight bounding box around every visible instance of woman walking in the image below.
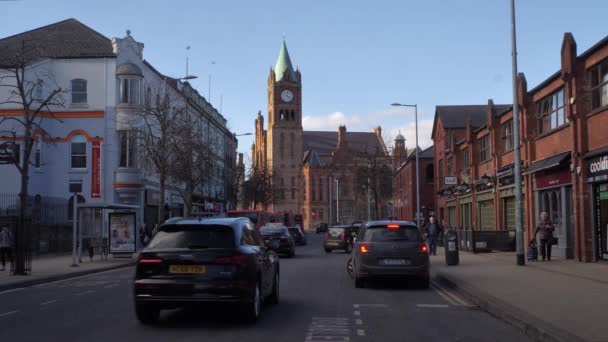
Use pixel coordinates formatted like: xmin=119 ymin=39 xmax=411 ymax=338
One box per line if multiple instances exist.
xmin=534 ymin=212 xmax=556 ymax=261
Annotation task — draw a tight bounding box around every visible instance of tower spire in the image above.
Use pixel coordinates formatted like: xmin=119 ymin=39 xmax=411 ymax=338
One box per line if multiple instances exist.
xmin=274 ymin=40 xmax=296 ymax=82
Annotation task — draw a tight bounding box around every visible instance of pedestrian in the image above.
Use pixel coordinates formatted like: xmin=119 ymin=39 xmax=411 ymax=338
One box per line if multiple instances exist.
xmin=0 ymin=226 xmax=14 ymax=271
xmin=534 ymin=212 xmax=556 ymax=261
xmin=527 ymin=239 xmax=538 ymax=262
xmin=425 ymin=216 xmax=442 ymax=256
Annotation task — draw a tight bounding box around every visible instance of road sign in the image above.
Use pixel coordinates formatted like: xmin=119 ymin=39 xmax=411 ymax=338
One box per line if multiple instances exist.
xmin=445 ymin=176 xmax=458 ymax=185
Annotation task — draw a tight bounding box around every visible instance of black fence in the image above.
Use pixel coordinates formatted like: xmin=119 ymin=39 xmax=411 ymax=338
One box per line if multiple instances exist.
xmin=456 ymin=229 xmax=516 ymax=253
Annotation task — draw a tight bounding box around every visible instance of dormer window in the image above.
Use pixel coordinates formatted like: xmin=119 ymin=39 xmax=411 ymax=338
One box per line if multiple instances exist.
xmin=119 ymin=78 xmax=140 ymax=105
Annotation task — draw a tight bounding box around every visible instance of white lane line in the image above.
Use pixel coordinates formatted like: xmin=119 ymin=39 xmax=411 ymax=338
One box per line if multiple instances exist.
xmin=355 ymin=319 xmax=362 ymax=325
xmin=0 ymin=310 xmax=18 ymax=318
xmin=432 ymin=282 xmax=472 ymax=306
xmin=353 ymin=310 xmax=360 ymax=316
xmin=104 ymin=283 xmax=119 ymax=289
xmin=354 ymin=304 xmax=388 ymax=308
xmin=357 ymin=329 xmax=366 ymax=336
xmin=417 ymin=304 xmax=450 ymax=308
xmin=0 ymin=287 xmax=24 ymax=296
xmin=353 ymin=304 xmax=360 ymax=308
xmin=75 ymin=290 xmax=94 ymax=296
xmin=33 ymin=267 xmax=132 ymax=288
xmin=40 ymin=300 xmax=57 ymax=306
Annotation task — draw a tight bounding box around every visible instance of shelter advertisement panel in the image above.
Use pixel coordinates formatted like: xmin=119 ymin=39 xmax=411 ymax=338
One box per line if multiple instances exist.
xmin=109 ymin=212 xmax=136 ymax=253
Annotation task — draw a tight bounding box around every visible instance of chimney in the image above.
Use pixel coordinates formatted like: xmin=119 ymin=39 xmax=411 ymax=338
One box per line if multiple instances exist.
xmin=238 ymin=153 xmax=243 ymax=165
xmin=337 ymin=125 xmax=348 ymax=149
xmin=374 ymin=125 xmax=382 ymax=137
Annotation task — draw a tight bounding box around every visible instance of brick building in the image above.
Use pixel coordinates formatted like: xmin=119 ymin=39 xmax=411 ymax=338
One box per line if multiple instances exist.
xmin=432 ymin=32 xmax=608 ymax=262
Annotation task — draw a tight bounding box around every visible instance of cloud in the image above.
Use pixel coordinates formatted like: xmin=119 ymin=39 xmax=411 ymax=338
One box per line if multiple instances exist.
xmin=302 ymin=111 xmax=364 ymax=131
xmin=387 ymin=119 xmax=434 ymax=150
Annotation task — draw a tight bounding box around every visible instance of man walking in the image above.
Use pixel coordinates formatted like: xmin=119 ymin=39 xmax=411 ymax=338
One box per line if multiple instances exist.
xmin=425 ymin=216 xmax=441 ymax=256
xmin=0 ymin=226 xmax=14 ymax=271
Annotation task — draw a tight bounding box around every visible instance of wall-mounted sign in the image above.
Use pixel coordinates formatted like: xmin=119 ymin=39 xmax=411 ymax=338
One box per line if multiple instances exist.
xmin=91 ymin=141 xmax=101 ymax=198
xmin=586 ymin=154 xmax=608 ymax=183
xmin=536 ymin=168 xmax=571 ymax=189
xmin=445 ymin=176 xmax=458 ymax=185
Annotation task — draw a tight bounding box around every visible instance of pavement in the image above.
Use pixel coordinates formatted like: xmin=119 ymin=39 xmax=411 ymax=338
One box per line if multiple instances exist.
xmin=0 ymin=253 xmax=136 ymax=292
xmin=431 ymin=248 xmax=608 ymax=342
xmin=0 ymin=233 xmax=529 ymax=342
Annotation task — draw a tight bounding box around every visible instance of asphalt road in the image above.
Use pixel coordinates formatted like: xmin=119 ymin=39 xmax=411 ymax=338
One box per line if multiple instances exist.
xmin=0 ymin=233 xmax=530 ymax=342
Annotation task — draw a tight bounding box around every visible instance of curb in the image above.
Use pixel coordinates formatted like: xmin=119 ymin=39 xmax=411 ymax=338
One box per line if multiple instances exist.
xmin=433 ymin=272 xmax=588 ymax=342
xmin=0 ymin=262 xmax=135 ymax=292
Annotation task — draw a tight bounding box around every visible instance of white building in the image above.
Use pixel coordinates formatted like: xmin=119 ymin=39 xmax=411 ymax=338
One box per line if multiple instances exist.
xmin=0 ymin=19 xmax=238 ymax=245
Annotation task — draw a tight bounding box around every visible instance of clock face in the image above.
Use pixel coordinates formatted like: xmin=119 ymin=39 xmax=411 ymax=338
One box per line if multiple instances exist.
xmin=281 ymin=89 xmax=293 ymax=103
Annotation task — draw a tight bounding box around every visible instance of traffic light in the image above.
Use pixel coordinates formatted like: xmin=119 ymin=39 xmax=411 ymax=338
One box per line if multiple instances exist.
xmin=312 ymin=209 xmax=317 ymax=219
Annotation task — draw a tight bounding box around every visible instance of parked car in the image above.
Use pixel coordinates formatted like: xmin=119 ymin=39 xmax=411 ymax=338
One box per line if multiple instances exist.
xmin=316 ymin=223 xmax=329 ymax=233
xmin=324 ymin=225 xmax=356 ymax=253
xmin=351 ymin=220 xmax=430 ymax=288
xmin=288 ymin=226 xmax=307 ymax=245
xmin=133 ymin=217 xmax=280 ymax=324
xmin=260 ymin=225 xmax=296 ymax=257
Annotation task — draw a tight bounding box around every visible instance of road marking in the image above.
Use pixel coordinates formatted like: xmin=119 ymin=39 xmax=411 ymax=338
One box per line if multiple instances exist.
xmin=353 ymin=303 xmax=388 ymax=308
xmin=357 ymin=329 xmax=366 ymax=336
xmin=104 ymin=283 xmax=119 ymax=289
xmin=353 ymin=304 xmax=359 ymax=308
xmin=353 ymin=310 xmax=360 ymax=316
xmin=0 ymin=287 xmax=24 ymax=296
xmin=75 ymin=290 xmax=94 ymax=296
xmin=40 ymin=300 xmax=57 ymax=306
xmin=431 ymin=282 xmax=472 ymax=306
xmin=0 ymin=311 xmax=18 ymax=318
xmin=431 ymin=284 xmax=458 ymax=305
xmin=417 ymin=304 xmax=450 ymax=308
xmin=306 ymin=317 xmax=351 ymax=342
xmin=355 ymin=319 xmax=362 ymax=325
xmin=32 ymin=267 xmax=132 ymax=288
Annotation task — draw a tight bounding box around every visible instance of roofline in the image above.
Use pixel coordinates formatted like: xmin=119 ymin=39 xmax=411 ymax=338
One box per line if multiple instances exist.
xmin=578 ymin=33 xmax=608 ymax=61
xmin=0 ymin=17 xmax=111 ymax=46
xmin=528 ymin=70 xmax=561 ymax=95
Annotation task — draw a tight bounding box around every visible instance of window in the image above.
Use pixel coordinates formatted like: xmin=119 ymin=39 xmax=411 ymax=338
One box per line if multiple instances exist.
xmin=460 ymin=203 xmax=472 ymax=229
xmin=241 ymin=227 xmax=256 ymax=246
xmin=447 ymin=157 xmax=454 ymax=177
xmin=319 ymin=177 xmax=323 ymax=201
xmin=536 ymin=88 xmax=566 ymax=134
xmin=280 ymin=110 xmax=285 ymax=121
xmin=478 ymin=200 xmax=496 ymax=230
xmin=148 ymin=225 xmax=235 ymax=249
xmin=438 ymin=159 xmax=444 ymax=186
xmin=311 ymin=177 xmax=316 ymax=201
xmin=290 ymin=133 xmax=294 ymax=157
xmin=34 ymin=139 xmax=41 ymax=169
xmin=34 ymin=79 xmax=43 ymax=100
xmin=589 ymin=58 xmax=608 ymax=110
xmin=479 ymin=135 xmax=490 ymax=162
xmin=145 ymin=87 xmax=152 ymax=108
xmin=280 ymin=133 xmax=285 ymax=158
xmin=118 ymin=130 xmax=138 ymax=168
xmin=447 ymin=206 xmax=456 ymax=228
xmin=502 ymin=120 xmax=514 ymax=151
xmin=461 ymin=148 xmax=470 ymax=169
xmin=425 ymin=164 xmax=434 ymax=184
xmin=119 ymin=78 xmax=140 ymax=105
xmin=445 ymin=130 xmax=453 ymax=152
xmin=70 ymin=134 xmax=87 ymax=169
xmin=291 ymin=110 xmax=295 ymax=120
xmin=71 ymin=79 xmax=87 ymax=104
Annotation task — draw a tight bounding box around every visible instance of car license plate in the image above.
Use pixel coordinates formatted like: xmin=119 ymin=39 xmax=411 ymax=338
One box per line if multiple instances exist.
xmin=380 ymin=259 xmax=410 ymax=266
xmin=169 ymin=265 xmax=206 ymax=274
xmin=326 ymin=242 xmax=338 ymax=246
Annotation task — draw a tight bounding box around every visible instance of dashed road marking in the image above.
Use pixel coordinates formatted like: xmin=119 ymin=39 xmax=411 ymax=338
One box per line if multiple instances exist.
xmin=353 ymin=310 xmax=360 ymax=316
xmin=104 ymin=283 xmax=119 ymax=289
xmin=40 ymin=300 xmax=57 ymax=306
xmin=0 ymin=310 xmax=18 ymax=318
xmin=417 ymin=304 xmax=450 ymax=308
xmin=355 ymin=319 xmax=362 ymax=325
xmin=75 ymin=290 xmax=94 ymax=296
xmin=357 ymin=329 xmax=366 ymax=336
xmin=353 ymin=303 xmax=388 ymax=308
xmin=0 ymin=287 xmax=24 ymax=296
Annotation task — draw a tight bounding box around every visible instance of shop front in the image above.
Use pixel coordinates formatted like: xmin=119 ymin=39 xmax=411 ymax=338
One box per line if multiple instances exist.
xmin=586 ymin=149 xmax=608 ymax=261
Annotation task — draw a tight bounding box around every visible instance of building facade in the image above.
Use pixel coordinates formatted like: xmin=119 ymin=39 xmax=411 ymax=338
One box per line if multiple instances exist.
xmin=432 ymin=32 xmax=608 ymax=262
xmin=252 ymin=41 xmax=389 ymax=228
xmin=0 ymin=19 xmax=237 ymax=244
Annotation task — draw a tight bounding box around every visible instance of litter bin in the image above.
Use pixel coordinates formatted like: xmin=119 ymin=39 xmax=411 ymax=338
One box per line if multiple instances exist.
xmin=444 ymin=229 xmax=459 ymax=265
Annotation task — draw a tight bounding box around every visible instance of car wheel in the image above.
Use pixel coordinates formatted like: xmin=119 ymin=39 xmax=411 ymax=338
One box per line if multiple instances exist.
xmin=419 ymin=276 xmax=430 ymax=289
xmin=355 ymin=276 xmax=365 ymax=288
xmin=267 ymin=272 xmax=280 ymax=304
xmin=243 ymin=281 xmax=262 ymax=322
xmin=324 ymin=248 xmax=332 ymax=253
xmin=135 ymin=303 xmax=160 ymax=324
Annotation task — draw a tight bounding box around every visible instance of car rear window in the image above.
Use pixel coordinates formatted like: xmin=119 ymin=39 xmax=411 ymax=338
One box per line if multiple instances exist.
xmin=148 ymin=224 xmax=235 ymax=249
xmin=288 ymin=228 xmax=299 ymax=234
xmin=328 ymin=227 xmax=347 ymax=239
xmin=261 ymin=226 xmax=288 ymax=235
xmin=363 ymin=225 xmax=419 ymax=242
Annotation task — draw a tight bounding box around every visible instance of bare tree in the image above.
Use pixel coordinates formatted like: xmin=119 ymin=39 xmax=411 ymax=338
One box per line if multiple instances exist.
xmin=0 ymin=40 xmax=66 ymax=274
xmin=242 ymin=164 xmax=276 ymax=211
xmin=126 ymin=82 xmax=182 ymax=224
xmin=355 ymin=146 xmax=393 ymax=220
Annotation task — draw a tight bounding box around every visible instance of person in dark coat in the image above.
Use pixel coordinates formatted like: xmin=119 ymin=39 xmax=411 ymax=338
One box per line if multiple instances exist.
xmin=425 ymin=216 xmax=442 ymax=256
xmin=534 ymin=212 xmax=555 ymax=261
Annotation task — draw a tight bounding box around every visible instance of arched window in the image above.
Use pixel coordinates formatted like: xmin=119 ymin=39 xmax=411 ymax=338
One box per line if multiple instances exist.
xmin=291 ymin=110 xmax=295 ymax=121
xmin=426 ymin=164 xmax=434 ymax=184
xmin=280 ymin=110 xmax=285 ymax=121
xmin=71 ymin=79 xmax=87 ymax=104
xmin=68 ymin=195 xmax=86 ymax=221
xmin=70 ymin=134 xmax=87 ymax=169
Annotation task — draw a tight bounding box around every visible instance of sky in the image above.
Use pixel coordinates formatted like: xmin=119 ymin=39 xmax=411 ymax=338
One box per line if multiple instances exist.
xmin=1 ymin=0 xmax=607 ymax=163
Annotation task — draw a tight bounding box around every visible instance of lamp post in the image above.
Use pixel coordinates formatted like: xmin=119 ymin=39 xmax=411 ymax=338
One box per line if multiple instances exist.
xmin=334 ymin=178 xmax=339 ymax=224
xmin=510 ymin=0 xmax=525 ymax=266
xmin=391 ymin=103 xmax=421 ymax=228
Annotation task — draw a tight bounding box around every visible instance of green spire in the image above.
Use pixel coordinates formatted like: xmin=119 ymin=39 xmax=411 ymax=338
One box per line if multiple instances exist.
xmin=274 ymin=40 xmax=296 ymax=82
xmin=395 ymin=130 xmax=405 ymax=141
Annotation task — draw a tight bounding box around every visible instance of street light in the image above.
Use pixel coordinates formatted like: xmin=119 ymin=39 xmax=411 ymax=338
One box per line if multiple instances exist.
xmin=391 ymin=103 xmax=420 ymax=228
xmin=334 ymin=178 xmax=339 ymax=224
xmin=234 ymin=133 xmax=253 ymax=137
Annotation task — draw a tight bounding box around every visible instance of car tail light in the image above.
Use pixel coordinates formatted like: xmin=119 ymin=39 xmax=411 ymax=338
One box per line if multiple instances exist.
xmin=138 ymin=256 xmax=163 ymax=264
xmin=418 ymin=244 xmax=429 ymax=254
xmin=387 ymin=224 xmax=400 ymax=229
xmin=215 ymin=254 xmax=249 ymax=266
xmin=341 ymin=232 xmax=345 ymax=240
xmin=359 ymin=244 xmax=370 ymax=254
xmin=325 ymin=232 xmax=329 ymax=239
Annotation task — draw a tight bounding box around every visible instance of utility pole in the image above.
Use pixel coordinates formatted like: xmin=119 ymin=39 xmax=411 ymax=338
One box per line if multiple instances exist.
xmin=329 ymin=176 xmax=333 ymax=225
xmin=510 ymin=0 xmax=525 ymax=265
xmin=335 ymin=178 xmax=339 ymax=224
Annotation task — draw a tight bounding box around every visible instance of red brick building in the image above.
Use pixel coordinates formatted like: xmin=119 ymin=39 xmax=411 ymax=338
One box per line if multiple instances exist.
xmin=432 ymin=32 xmax=608 ymax=262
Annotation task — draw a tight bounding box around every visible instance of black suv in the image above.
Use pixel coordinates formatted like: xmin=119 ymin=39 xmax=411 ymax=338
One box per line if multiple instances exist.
xmin=134 ymin=218 xmax=280 ymax=324
xmin=324 ymin=225 xmax=356 ymax=253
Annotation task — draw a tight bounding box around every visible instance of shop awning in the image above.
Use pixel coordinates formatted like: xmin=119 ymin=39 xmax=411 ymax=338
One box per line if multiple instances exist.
xmin=523 ymin=151 xmax=570 ymax=175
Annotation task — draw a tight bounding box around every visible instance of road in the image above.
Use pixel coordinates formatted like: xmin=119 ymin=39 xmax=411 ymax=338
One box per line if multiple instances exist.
xmin=0 ymin=233 xmax=530 ymax=342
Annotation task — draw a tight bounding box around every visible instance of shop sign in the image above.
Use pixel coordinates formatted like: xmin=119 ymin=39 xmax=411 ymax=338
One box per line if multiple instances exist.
xmin=587 ymin=154 xmax=608 ymax=178
xmin=91 ymin=141 xmax=101 ymax=198
xmin=536 ymin=168 xmax=571 ymax=189
xmin=445 ymin=176 xmax=458 ymax=185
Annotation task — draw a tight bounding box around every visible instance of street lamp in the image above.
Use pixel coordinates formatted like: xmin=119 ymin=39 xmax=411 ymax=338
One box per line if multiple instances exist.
xmin=234 ymin=133 xmax=253 ymax=137
xmin=334 ymin=178 xmax=339 ymax=224
xmin=391 ymin=103 xmax=421 ymax=229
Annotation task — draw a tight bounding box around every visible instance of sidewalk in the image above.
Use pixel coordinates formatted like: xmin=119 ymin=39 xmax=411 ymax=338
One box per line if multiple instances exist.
xmin=0 ymin=254 xmax=136 ymax=292
xmin=431 ymin=249 xmax=608 ymax=342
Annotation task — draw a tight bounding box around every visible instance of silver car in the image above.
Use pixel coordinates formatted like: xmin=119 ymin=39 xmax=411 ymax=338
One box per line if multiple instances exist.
xmin=352 ymin=221 xmax=430 ymax=288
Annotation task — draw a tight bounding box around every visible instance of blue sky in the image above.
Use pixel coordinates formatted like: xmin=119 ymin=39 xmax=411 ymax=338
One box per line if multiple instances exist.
xmin=2 ymin=0 xmax=607 ymax=160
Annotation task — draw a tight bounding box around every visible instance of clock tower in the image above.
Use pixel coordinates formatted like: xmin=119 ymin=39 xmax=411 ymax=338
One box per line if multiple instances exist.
xmin=267 ymin=40 xmax=303 ymax=214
